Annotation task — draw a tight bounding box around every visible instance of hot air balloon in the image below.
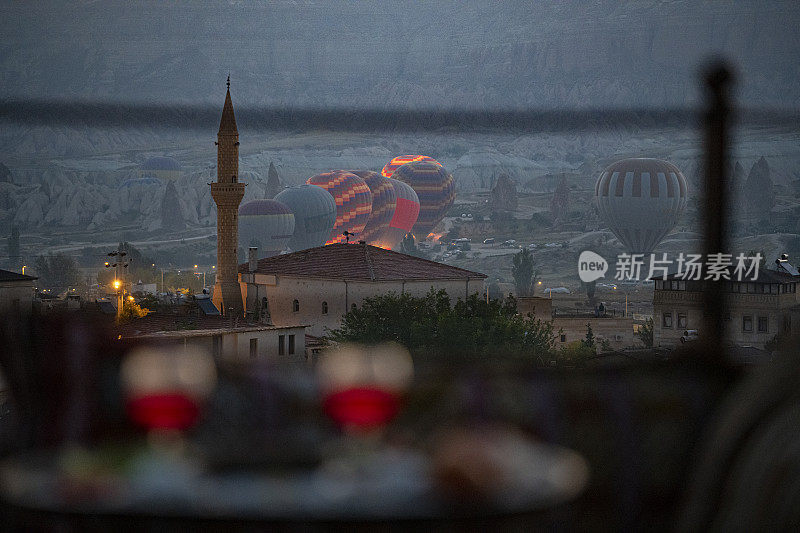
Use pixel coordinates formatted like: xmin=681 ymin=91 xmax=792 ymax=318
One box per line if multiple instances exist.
xmin=393 ymin=161 xmax=455 ymax=240
xmin=307 ymin=171 xmax=372 ymax=244
xmin=348 ymin=170 xmax=397 ymax=246
xmin=594 ymin=158 xmax=688 ymax=254
xmin=238 ymin=199 xmax=295 ymax=258
xmin=372 ymin=178 xmax=421 ymax=250
xmin=274 ymin=185 xmax=337 ymax=251
xmin=381 ymin=155 xmax=440 ymax=178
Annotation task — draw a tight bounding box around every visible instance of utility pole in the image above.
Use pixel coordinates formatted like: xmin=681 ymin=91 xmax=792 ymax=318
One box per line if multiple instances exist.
xmin=105 ymin=246 xmax=130 ymax=321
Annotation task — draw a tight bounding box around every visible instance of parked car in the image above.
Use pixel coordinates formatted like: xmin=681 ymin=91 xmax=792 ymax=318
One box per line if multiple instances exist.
xmin=483 ymin=238 xmax=495 ymax=245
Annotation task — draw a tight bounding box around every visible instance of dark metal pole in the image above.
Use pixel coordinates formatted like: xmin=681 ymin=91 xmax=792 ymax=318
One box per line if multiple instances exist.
xmin=701 ymin=63 xmax=733 ymax=364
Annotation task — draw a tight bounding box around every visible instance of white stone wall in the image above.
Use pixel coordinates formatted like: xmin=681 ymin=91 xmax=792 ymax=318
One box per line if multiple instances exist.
xmin=148 ymin=326 xmax=307 ymax=364
xmin=244 ymin=274 xmax=485 ymax=337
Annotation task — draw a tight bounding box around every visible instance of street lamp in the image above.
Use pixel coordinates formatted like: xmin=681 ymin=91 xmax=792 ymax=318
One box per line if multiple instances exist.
xmin=612 ymin=285 xmax=629 ymax=317
xmin=22 ymin=265 xmax=26 ymax=275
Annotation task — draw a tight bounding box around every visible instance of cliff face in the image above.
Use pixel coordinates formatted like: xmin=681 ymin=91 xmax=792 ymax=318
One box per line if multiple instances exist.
xmin=1 ymin=1 xmax=798 ymax=109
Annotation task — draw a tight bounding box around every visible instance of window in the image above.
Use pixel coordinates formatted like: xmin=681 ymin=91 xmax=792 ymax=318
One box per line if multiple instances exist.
xmin=770 ymin=284 xmax=779 ymax=294
xmin=784 ymin=315 xmax=792 ymax=332
xmin=677 ymin=313 xmax=687 ymax=329
xmin=560 ymin=334 xmax=566 ymax=343
xmin=731 ymin=282 xmax=740 ymax=293
xmin=662 ymin=312 xmax=673 ymax=328
xmin=322 ymin=301 xmax=328 ymax=314
xmin=757 ymin=316 xmax=768 ymax=333
xmin=351 ymin=303 xmax=357 ymax=310
xmin=278 ymin=334 xmax=285 ymax=355
xmin=742 ymin=316 xmax=753 ymax=332
xmin=292 ymin=299 xmax=299 ymax=312
xmin=655 ymin=280 xmax=663 ymax=290
xmin=249 ymin=338 xmax=258 ymax=358
xmin=288 ymin=334 xmax=295 ymax=355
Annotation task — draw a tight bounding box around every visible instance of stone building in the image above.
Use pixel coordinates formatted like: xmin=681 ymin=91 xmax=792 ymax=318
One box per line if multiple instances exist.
xmin=115 ymin=298 xmax=306 ymax=364
xmin=0 ymin=269 xmax=37 ymax=314
xmin=517 ymin=296 xmax=636 ymax=350
xmin=211 ymin=77 xmax=246 ymax=317
xmin=239 ymin=242 xmax=487 ymax=337
xmin=652 ymin=257 xmax=800 ymax=349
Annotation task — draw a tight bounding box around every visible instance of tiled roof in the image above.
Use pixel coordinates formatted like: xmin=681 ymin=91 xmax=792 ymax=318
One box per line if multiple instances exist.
xmin=239 ymin=243 xmax=486 ymax=281
xmin=0 ymin=269 xmax=36 ymax=282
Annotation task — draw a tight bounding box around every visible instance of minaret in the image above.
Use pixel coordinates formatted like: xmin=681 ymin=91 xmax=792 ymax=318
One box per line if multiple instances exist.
xmin=211 ymin=76 xmax=246 ymax=316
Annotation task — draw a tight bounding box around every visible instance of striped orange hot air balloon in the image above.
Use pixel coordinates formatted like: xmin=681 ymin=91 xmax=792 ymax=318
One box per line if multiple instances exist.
xmin=348 ymin=171 xmax=397 ymax=247
xmin=393 ymin=161 xmax=455 ymax=240
xmin=307 ymin=171 xmax=372 ymax=244
xmin=376 ymin=178 xmax=420 ymax=250
xmin=381 ymin=155 xmax=440 ymax=178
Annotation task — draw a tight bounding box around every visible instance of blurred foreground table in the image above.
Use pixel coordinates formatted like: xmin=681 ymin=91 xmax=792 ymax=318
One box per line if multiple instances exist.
xmin=0 ymin=440 xmax=588 ymax=530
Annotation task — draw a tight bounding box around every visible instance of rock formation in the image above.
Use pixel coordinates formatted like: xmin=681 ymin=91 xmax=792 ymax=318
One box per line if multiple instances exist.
xmin=744 ymin=156 xmax=773 ymax=218
xmin=490 ymin=174 xmax=517 ymax=212
xmin=550 ymin=175 xmax=570 ymax=227
xmin=265 ymin=161 xmax=282 ymax=198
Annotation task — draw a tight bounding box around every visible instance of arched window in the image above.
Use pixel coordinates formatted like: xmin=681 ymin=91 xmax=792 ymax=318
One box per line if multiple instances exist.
xmin=322 ymin=301 xmax=328 ymax=314
xmin=293 ymin=299 xmax=299 ymax=312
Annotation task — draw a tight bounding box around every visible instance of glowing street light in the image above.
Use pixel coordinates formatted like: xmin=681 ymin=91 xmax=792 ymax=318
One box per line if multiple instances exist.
xmin=113 ymin=280 xmax=121 ymax=290
xmin=22 ymin=265 xmax=26 ymax=275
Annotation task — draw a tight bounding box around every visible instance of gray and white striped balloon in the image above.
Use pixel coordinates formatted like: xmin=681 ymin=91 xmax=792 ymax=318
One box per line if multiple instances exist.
xmin=594 ymin=158 xmax=688 ymax=254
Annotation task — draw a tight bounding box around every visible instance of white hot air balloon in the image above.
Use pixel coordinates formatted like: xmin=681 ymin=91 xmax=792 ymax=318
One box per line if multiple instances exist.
xmin=594 ymin=158 xmax=688 ymax=254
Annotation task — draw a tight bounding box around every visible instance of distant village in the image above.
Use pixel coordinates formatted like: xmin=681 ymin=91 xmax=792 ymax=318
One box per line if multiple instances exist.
xmin=1 ymin=82 xmax=799 ymax=367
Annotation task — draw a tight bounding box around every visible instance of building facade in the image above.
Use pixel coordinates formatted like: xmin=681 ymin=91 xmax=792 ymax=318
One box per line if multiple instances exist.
xmin=653 ymin=265 xmax=800 ymax=349
xmin=240 ymin=243 xmax=487 ymax=337
xmin=0 ymin=269 xmax=37 ymax=314
xmin=517 ymin=296 xmax=636 ymax=350
xmin=211 ymin=77 xmax=246 ymax=317
xmin=116 ymin=311 xmax=306 ymax=364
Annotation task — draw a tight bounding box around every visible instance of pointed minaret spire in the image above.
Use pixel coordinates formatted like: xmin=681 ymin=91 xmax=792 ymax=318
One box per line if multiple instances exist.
xmin=211 ymin=77 xmax=246 ymax=317
xmin=218 ymin=77 xmax=238 ymax=135
xmin=226 ymin=74 xmax=230 ymax=90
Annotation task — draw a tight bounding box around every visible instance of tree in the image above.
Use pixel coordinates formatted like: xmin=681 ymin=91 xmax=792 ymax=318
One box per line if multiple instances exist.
xmin=118 ymin=300 xmax=150 ymax=323
xmin=328 ymin=289 xmax=555 ymax=363
xmin=558 ymin=341 xmax=594 ymax=367
xmin=638 ymin=317 xmax=654 ymax=348
xmin=512 ymin=248 xmax=536 ymax=297
xmin=33 ymin=253 xmax=81 ymax=292
xmin=6 ymin=225 xmax=20 ymax=270
xmin=582 ymin=280 xmax=597 ymax=307
xmin=582 ymin=323 xmax=595 ymax=348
